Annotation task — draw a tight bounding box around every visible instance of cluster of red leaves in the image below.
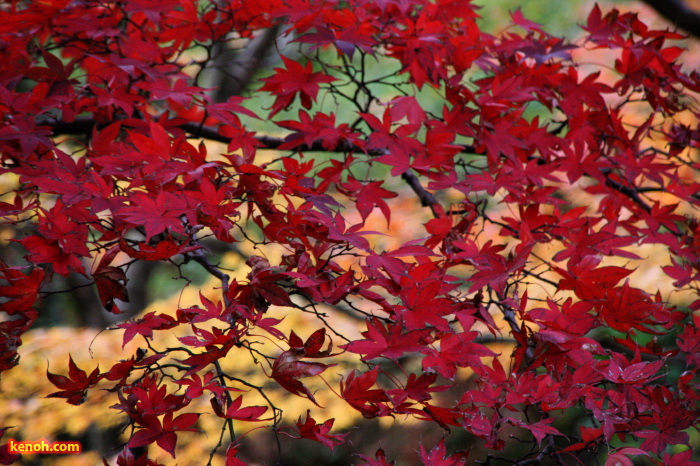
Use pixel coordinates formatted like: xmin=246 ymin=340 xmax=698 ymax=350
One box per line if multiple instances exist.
xmin=2 ymin=0 xmax=700 ymax=464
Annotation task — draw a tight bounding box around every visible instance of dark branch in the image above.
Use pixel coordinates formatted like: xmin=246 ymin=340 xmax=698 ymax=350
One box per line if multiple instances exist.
xmin=401 ymin=170 xmax=442 ymax=217
xmin=641 ymin=0 xmax=700 ymax=38
xmin=211 ymin=25 xmax=281 ymax=102
xmin=187 ymin=252 xmax=231 ymax=307
xmin=43 ymin=117 xmax=477 ymax=154
xmin=604 ymin=172 xmax=652 ymax=214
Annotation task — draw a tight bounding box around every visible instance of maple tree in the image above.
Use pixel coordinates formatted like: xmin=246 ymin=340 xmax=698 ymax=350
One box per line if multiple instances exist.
xmin=2 ymin=0 xmax=700 ymax=464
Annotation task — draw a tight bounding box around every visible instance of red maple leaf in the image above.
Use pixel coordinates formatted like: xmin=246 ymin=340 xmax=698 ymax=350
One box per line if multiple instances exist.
xmin=340 ymin=368 xmax=390 ymax=418
xmin=421 ymin=332 xmax=496 ymax=381
xmin=294 ymin=410 xmax=348 ymax=451
xmin=355 ymin=448 xmax=396 ymax=466
xmin=387 ymin=373 xmax=449 ymax=405
xmin=19 ymin=235 xmax=87 ymax=277
xmin=342 ymin=317 xmax=432 ymax=361
xmin=636 ymin=400 xmax=697 ymax=455
xmin=0 ymin=427 xmax=20 ymax=465
xmin=338 ymin=176 xmax=398 ymax=226
xmin=0 ymin=265 xmax=45 ymax=315
xmin=176 ymin=340 xmax=236 ymax=377
xmin=507 ymin=418 xmax=563 ymax=446
xmin=554 ymin=254 xmax=634 ymax=301
xmin=128 ymin=411 xmax=200 ymax=458
xmin=117 ymin=312 xmax=178 ymax=348
xmin=92 ymin=246 xmax=128 ymax=313
xmin=176 ymin=371 xmax=241 ymax=400
xmin=418 ymin=438 xmax=468 ymax=466
xmin=466 ymin=243 xmax=532 ymax=295
xmin=212 ymin=395 xmax=269 ymax=422
xmin=118 ymin=191 xmax=188 ymax=241
xmin=259 ymin=56 xmax=337 ymax=118
xmin=118 ymin=234 xmax=195 ymax=261
xmin=275 ymin=110 xmax=361 ymax=151
xmin=46 ymin=356 xmax=101 ymax=406
xmin=271 ymin=329 xmax=336 ymax=406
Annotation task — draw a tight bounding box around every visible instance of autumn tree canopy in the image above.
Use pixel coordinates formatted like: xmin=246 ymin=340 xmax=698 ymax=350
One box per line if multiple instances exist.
xmin=2 ymin=0 xmax=700 ymax=464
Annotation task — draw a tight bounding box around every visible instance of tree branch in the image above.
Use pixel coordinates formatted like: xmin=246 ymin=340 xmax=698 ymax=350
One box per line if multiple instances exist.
xmin=43 ymin=117 xmax=477 ymax=155
xmin=604 ymin=173 xmax=652 ymax=214
xmin=211 ymin=25 xmax=281 ymax=102
xmin=641 ymin=0 xmax=700 ymax=38
xmin=401 ymin=170 xmax=442 ymax=217
xmin=43 ymin=117 xmax=656 ymax=221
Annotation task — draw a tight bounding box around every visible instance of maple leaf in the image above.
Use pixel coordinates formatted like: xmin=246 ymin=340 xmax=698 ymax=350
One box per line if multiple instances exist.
xmin=597 ymin=356 xmax=665 ymax=384
xmin=46 ymin=356 xmax=101 ymax=406
xmin=554 ymin=255 xmax=634 ymax=301
xmin=19 ymin=235 xmax=87 ymax=277
xmin=176 ymin=371 xmax=241 ymax=400
xmin=466 ymin=243 xmax=532 ymax=295
xmin=663 ymin=450 xmax=700 ymax=466
xmin=294 ymin=411 xmax=348 ymax=451
xmin=128 ymin=412 xmax=200 ymax=458
xmin=421 ymin=332 xmax=496 ymax=381
xmin=355 ymin=448 xmax=396 ymax=466
xmin=306 ymin=210 xmax=377 ymax=251
xmin=340 ymin=368 xmax=390 ymax=418
xmin=390 ymin=96 xmax=427 ymax=126
xmin=271 ymin=351 xmax=332 ymax=406
xmin=510 ymin=8 xmax=544 ymax=33
xmin=117 ymin=312 xmax=178 ymax=348
xmin=414 ymin=128 xmax=462 ymax=173
xmin=342 ymin=317 xmax=432 ymax=361
xmin=93 ymin=265 xmax=128 ymax=313
xmin=207 ymin=97 xmax=260 ymax=122
xmin=118 ymin=191 xmax=188 ymax=241
xmin=259 ymin=56 xmax=337 ymax=118
xmin=103 ymin=356 xmax=139 ymax=382
xmin=136 ymin=78 xmax=204 ymax=106
xmin=225 ymin=443 xmax=250 ymax=466
xmin=92 ymin=246 xmax=128 ymax=313
xmin=295 ymin=23 xmax=377 ymax=58
xmin=129 ymin=374 xmax=189 ymax=416
xmin=418 ymin=439 xmax=468 ymax=466
xmin=276 ymin=110 xmax=361 ymax=152
xmin=662 ymin=257 xmax=697 ymax=287
xmin=212 ymin=395 xmax=269 ymax=422
xmin=399 ymin=278 xmax=457 ymax=331
xmin=289 ymin=328 xmax=335 ymax=358
xmin=476 ymin=120 xmax=525 ymax=166
xmin=271 ymin=329 xmax=336 ymax=406
xmin=34 ymin=198 xmax=91 ymax=257
xmin=176 ymin=340 xmax=236 ymax=377
xmin=552 ymin=222 xmax=639 ymax=266
xmin=604 ymin=448 xmax=649 ymax=466
xmin=177 ymin=292 xmax=228 ymax=324
xmin=0 ymin=265 xmax=45 ymax=315
xmin=636 ymin=399 xmax=697 ymax=455
xmin=508 ymin=418 xmax=563 ymax=446
xmin=118 ymin=235 xmax=195 ymax=261
xmin=0 ymin=428 xmax=20 ymax=465
xmin=597 ymin=281 xmax=664 ymax=333
xmin=387 ymin=373 xmax=449 ymax=405
xmin=563 ymin=425 xmax=604 ymax=452
xmin=338 ymin=177 xmax=398 ymax=226
xmin=364 ymin=109 xmax=423 ymax=176
xmin=177 ymin=326 xmax=233 ymax=348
